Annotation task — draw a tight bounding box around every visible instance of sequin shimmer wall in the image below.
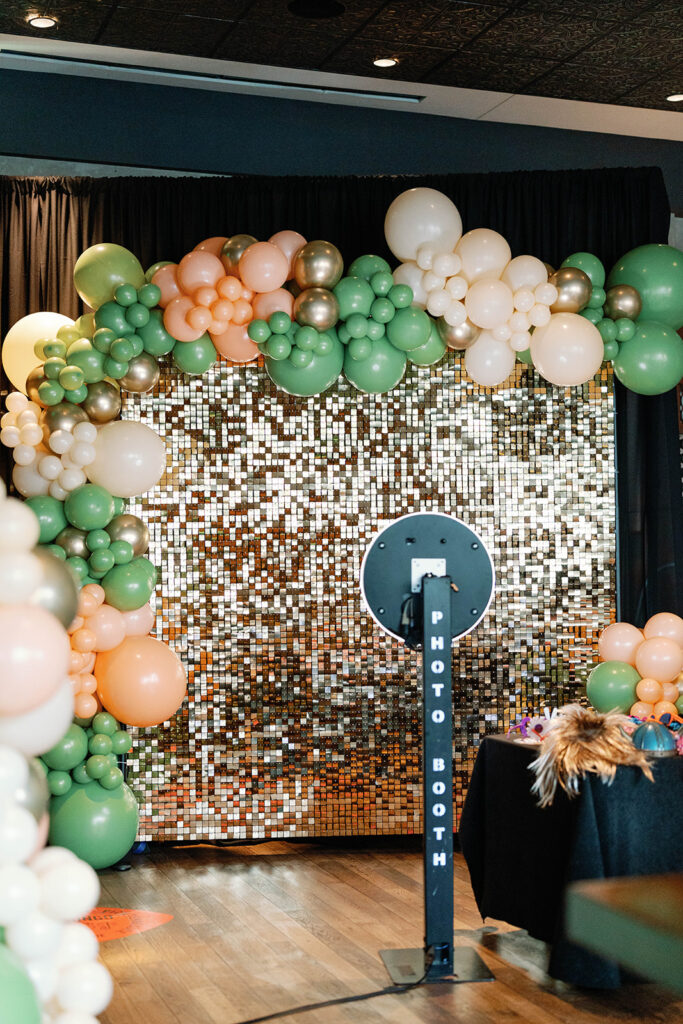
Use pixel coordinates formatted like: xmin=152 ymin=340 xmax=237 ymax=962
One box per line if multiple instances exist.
xmin=123 ymin=359 xmax=615 ymax=841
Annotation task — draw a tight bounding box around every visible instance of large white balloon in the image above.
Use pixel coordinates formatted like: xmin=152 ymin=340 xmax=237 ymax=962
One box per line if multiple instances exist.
xmin=384 ymin=188 xmax=462 ymax=263
xmin=40 ymin=860 xmax=100 ymax=921
xmin=86 ymin=420 xmax=166 ymax=497
xmin=392 ymin=261 xmax=428 ymax=308
xmin=6 ymin=908 xmax=63 ymax=958
xmin=465 ymin=280 xmax=514 ymax=329
xmin=464 ymin=331 xmax=516 ymax=387
xmin=0 ymin=864 xmax=40 ymax=924
xmin=0 ymin=678 xmax=75 ymax=757
xmin=1 ymin=312 xmax=74 ymax=393
xmin=530 ymin=312 xmax=604 ymax=386
xmin=0 ymin=803 xmax=39 ymax=866
xmin=54 ymin=922 xmax=100 ymax=968
xmin=502 ymin=254 xmax=548 ymax=291
xmin=0 ymin=497 xmax=40 ymax=551
xmin=12 ymin=462 xmax=50 ymax=497
xmin=56 ymin=961 xmax=113 ymax=1016
xmin=456 ymin=229 xmax=512 ymax=284
xmin=0 ymin=551 xmax=43 ymax=605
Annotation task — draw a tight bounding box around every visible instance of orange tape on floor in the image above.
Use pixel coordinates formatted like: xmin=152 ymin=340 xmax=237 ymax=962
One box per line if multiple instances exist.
xmin=81 ymin=907 xmax=174 ymax=941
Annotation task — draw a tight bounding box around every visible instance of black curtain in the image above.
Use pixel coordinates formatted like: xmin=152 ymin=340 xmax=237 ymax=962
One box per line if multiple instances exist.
xmin=0 ymin=167 xmax=679 ymax=619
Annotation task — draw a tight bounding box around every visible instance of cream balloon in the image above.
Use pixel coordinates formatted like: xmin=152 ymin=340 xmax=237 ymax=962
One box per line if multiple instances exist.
xmin=502 ymin=255 xmax=548 ymax=291
xmin=465 ymin=279 xmax=514 ymax=329
xmin=1 ymin=313 xmax=74 ymax=393
xmin=0 ymin=678 xmax=74 ymax=757
xmin=530 ymin=313 xmax=604 ymax=387
xmin=643 ymin=612 xmax=683 ymax=647
xmin=86 ymin=421 xmax=166 ymax=498
xmin=456 ymin=229 xmax=511 ymax=284
xmin=384 ymin=188 xmax=462 ymax=263
xmin=464 ymin=331 xmax=516 ymax=387
xmin=392 ymin=261 xmax=428 ymax=308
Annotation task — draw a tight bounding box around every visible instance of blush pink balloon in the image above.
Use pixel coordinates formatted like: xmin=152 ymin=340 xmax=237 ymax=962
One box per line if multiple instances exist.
xmin=239 ymin=242 xmax=289 ymax=293
xmin=643 ymin=612 xmax=683 ymax=648
xmin=598 ymin=622 xmax=644 ymax=666
xmin=212 ymin=322 xmax=260 ymax=363
xmin=193 ymin=236 xmax=228 ymax=257
xmin=252 ymin=288 xmax=294 ymax=321
xmin=176 ymin=251 xmax=224 ymax=294
xmin=635 ymin=636 xmax=683 ymax=684
xmin=163 ymin=296 xmax=206 ymax=343
xmin=269 ymin=230 xmax=307 ymax=278
xmin=0 ymin=605 xmax=69 ymax=714
xmin=121 ymin=602 xmax=155 ymax=637
xmin=87 ymin=603 xmax=126 ymax=652
xmin=151 ymin=264 xmax=181 ymax=308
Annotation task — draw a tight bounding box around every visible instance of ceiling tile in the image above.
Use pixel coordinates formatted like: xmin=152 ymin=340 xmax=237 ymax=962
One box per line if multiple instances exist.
xmin=2 ymin=0 xmax=107 ymax=44
xmin=361 ymin=1 xmax=508 ymax=48
xmin=470 ymin=8 xmax=615 ymax=60
xmin=213 ymin=23 xmax=339 ymax=70
xmin=237 ymin=0 xmax=386 ymax=35
xmin=319 ymin=36 xmax=452 ymax=80
xmin=522 ymin=58 xmax=656 ymax=104
xmin=521 ymin=0 xmax=660 ymax=18
xmin=426 ymin=48 xmax=556 ymax=91
xmin=615 ymin=65 xmax=683 ymax=110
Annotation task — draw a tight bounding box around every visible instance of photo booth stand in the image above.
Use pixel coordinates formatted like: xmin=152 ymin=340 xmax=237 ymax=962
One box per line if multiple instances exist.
xmin=361 ymin=512 xmax=495 ymax=985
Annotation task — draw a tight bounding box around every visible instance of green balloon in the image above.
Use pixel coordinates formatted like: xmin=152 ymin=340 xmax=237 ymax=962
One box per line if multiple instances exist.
xmin=586 ymin=661 xmax=640 ymax=713
xmin=347 ymin=254 xmax=391 ymax=281
xmin=125 ymin=302 xmax=150 ymax=329
xmin=172 ymin=334 xmax=217 ymax=375
xmin=333 ymin=276 xmax=374 ymax=319
xmin=265 ymin=329 xmax=344 ymax=397
xmin=248 ymin=319 xmax=270 ymax=344
xmin=74 ymin=244 xmax=145 ymax=310
xmin=386 ymin=306 xmax=431 ymax=352
xmin=38 ymin=379 xmax=65 ymax=406
xmin=67 ymin=555 xmax=89 ymax=581
xmin=90 ymin=548 xmax=115 ymax=575
xmin=615 ymin=317 xmax=636 ymax=342
xmin=603 ymin=339 xmax=620 ymax=361
xmin=138 ymin=283 xmax=162 ymax=308
xmin=47 ymin=769 xmax=72 ymax=796
xmin=95 ymin=301 xmax=133 ymax=338
xmin=580 ymin=307 xmax=602 ymax=326
xmin=597 ymin=318 xmax=617 ymax=343
xmin=102 ymin=556 xmax=156 ymax=610
xmin=115 ymin=283 xmax=137 ymax=307
xmin=607 ymin=244 xmax=683 ymax=330
xmin=65 ymin=484 xmax=115 ymax=531
xmin=110 ymin=337 xmax=134 ymax=362
xmin=93 ymin=712 xmax=118 ymax=736
xmin=110 ymin=539 xmax=134 ymax=564
xmin=0 ymin=945 xmax=41 ymax=1024
xmin=86 ymin=529 xmax=110 ymax=552
xmin=111 ymin=729 xmax=132 ymax=755
xmin=343 ymin=336 xmax=407 ymax=394
xmin=42 ymin=723 xmax=88 ymax=771
xmin=58 ymin=364 xmax=84 ymax=390
xmin=145 ymin=260 xmax=172 ymax=283
xmin=75 ymin=313 xmax=96 ymax=339
xmin=48 ymin=779 xmax=139 ymax=869
xmin=516 ymin=348 xmax=533 ymax=365
xmin=113 ymin=496 xmax=126 ymax=516
xmin=66 ymin=340 xmax=106 ymax=383
xmin=71 ymin=763 xmax=91 ymax=785
xmin=92 ymin=328 xmax=114 ymax=354
xmin=25 ymin=495 xmax=68 ymax=543
xmin=138 ymin=309 xmax=177 ymax=356
xmin=101 ymin=767 xmax=125 ymax=790
xmin=44 ymin=356 xmax=66 ymax=380
xmin=407 ymin=323 xmax=447 ymax=366
xmin=561 ymin=252 xmax=606 ymax=288
xmin=86 ymin=754 xmax=109 ymax=779
xmin=612 ymin=321 xmax=683 ymax=396
xmin=89 ymin=732 xmax=113 ymax=755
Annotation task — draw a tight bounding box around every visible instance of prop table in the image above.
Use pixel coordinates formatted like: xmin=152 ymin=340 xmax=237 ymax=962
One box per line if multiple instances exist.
xmin=459 ymin=735 xmax=683 ymax=988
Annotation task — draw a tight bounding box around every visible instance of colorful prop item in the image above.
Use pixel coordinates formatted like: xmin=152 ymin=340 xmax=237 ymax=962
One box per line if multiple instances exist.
xmin=41 ymin=713 xmax=131 ymax=794
xmin=249 ymin=312 xmax=344 ymax=396
xmin=631 ymin=720 xmax=677 ymax=756
xmin=528 ymin=704 xmax=653 ymax=807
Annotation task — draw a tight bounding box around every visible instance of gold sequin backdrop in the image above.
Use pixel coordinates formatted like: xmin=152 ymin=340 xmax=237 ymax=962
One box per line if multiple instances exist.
xmin=123 ymin=358 xmax=615 ymax=840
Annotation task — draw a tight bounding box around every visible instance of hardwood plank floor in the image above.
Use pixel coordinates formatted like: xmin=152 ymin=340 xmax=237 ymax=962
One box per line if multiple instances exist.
xmin=97 ymin=841 xmax=683 ymax=1024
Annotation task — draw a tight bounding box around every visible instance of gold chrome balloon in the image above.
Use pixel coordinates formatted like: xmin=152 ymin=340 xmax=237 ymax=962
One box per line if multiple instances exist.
xmin=26 ymin=365 xmax=47 ymax=405
xmin=543 ymin=262 xmax=555 ymax=278
xmin=55 ymin=526 xmax=89 ymax=560
xmin=293 ymin=287 xmax=340 ymax=331
xmin=41 ymin=401 xmax=89 ymax=442
xmin=549 ymin=267 xmax=592 ymax=314
xmin=293 ymin=240 xmax=344 ymax=290
xmin=105 ymin=513 xmax=150 ymax=557
xmin=603 ymin=284 xmax=642 ymax=321
xmin=119 ymin=352 xmax=160 ymax=393
xmin=436 ymin=316 xmax=480 ymax=350
xmin=82 ymin=380 xmax=121 ymax=423
xmin=221 ymin=234 xmax=258 ymax=273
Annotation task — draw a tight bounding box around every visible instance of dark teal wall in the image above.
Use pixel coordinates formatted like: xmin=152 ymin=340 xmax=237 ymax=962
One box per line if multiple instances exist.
xmin=1 ymin=68 xmax=681 ymax=210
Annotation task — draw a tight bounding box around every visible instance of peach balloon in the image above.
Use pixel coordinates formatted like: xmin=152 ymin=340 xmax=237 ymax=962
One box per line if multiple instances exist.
xmin=193 ymin=236 xmax=228 ymax=257
xmin=80 ymin=652 xmax=96 ymax=674
xmin=661 ymin=682 xmax=679 ymax=703
xmin=653 ymin=700 xmax=679 ymax=719
xmin=598 ymin=622 xmax=644 ymax=666
xmin=68 ymin=616 xmax=84 ymax=634
xmin=72 ymin=627 xmax=96 ymax=653
xmin=151 ymin=264 xmax=181 ymax=308
xmin=69 ymin=650 xmax=86 ymax=673
xmin=194 ymin=286 xmax=218 ymax=308
xmin=635 ymin=677 xmax=663 ymax=703
xmin=163 ymin=296 xmax=206 ymax=343
xmin=635 ymin=636 xmax=683 ymax=683
xmin=78 ymin=590 xmax=100 ymax=618
xmin=95 ymin=635 xmax=187 ymax=727
xmin=68 ymin=674 xmax=82 ymax=695
xmin=87 ymin=603 xmax=126 ymax=652
xmin=212 ymin=322 xmax=259 ymax=363
xmin=0 ymin=605 xmax=69 ymax=715
xmin=176 ymin=251 xmax=224 ymax=294
xmin=187 ymin=306 xmax=212 ymax=332
xmin=75 ymin=693 xmax=98 ymax=719
xmin=252 ymin=288 xmax=294 ymax=321
xmin=217 ymin=276 xmax=242 ymax=302
xmin=231 ymin=298 xmax=253 ymax=326
xmin=629 ymin=701 xmax=654 ymax=719
xmin=269 ymin=230 xmax=307 ymax=277
xmin=643 ymin=612 xmax=683 ymax=647
xmin=83 ymin=583 xmax=105 ymax=606
xmin=121 ymin=602 xmax=155 ymax=637
xmin=79 ymin=674 xmax=97 ymax=694
xmin=211 ymin=299 xmax=234 ymax=322
xmin=239 ymin=242 xmax=289 ymax=293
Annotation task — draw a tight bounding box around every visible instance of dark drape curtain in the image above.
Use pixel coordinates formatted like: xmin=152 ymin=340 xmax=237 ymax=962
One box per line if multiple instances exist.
xmin=0 ymin=166 xmax=679 ymax=617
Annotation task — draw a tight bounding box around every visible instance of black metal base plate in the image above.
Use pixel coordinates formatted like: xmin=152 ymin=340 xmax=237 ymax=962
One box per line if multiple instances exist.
xmin=380 ymin=946 xmax=494 ymax=985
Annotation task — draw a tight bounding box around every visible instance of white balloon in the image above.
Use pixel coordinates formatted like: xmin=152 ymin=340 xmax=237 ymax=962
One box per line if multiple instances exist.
xmin=53 ymin=923 xmax=99 ymax=968
xmin=509 ymin=311 xmax=530 ymax=333
xmin=1 ymin=313 xmax=74 ymax=394
xmin=535 ymin=282 xmax=558 ymax=305
xmin=502 ymin=254 xmax=548 ymax=291
xmin=13 ymin=463 xmax=50 ymax=497
xmin=528 ymin=303 xmax=551 ymax=328
xmin=456 ymin=229 xmax=511 ymax=284
xmin=464 ymin=331 xmax=516 ymax=387
xmin=445 ymin=276 xmax=467 ymax=300
xmin=433 ymin=252 xmax=461 ymax=278
xmin=19 ymin=423 xmax=43 ymax=446
xmin=0 ymin=801 xmax=39 ymax=865
xmin=40 ymin=861 xmax=100 ymax=921
xmin=415 ymin=243 xmax=436 ymax=270
xmin=87 ymin=420 xmax=166 ymax=498
xmin=1 ymin=425 xmax=21 ymax=447
xmin=384 ymin=188 xmax=463 ymax=263
xmin=30 ymin=847 xmax=79 ymax=876
xmin=465 ymin=279 xmax=514 ymax=329
xmin=49 ymin=482 xmax=70 ymax=502
xmin=513 ymin=288 xmax=535 ymax=313
xmin=0 ymin=411 xmax=17 ymax=428
xmin=0 ymin=679 xmax=75 ymax=758
xmin=421 ymin=271 xmax=445 ymax=294
xmin=392 ymin=261 xmax=428 ymax=308
xmin=68 ymin=443 xmax=96 ymax=468
xmin=426 ymin=289 xmax=451 ymax=317
xmin=25 ymin=957 xmax=59 ymax=1001
xmin=0 ymin=745 xmax=29 ymax=796
xmin=444 ymin=300 xmax=466 ymax=327
xmin=510 ymin=330 xmax=532 ymax=352
xmin=0 ymin=497 xmax=40 ymax=551
xmin=72 ymin=423 xmax=97 ymax=445
xmin=0 ymin=551 xmax=43 ymax=604
xmin=39 ymin=455 xmax=63 ymax=481
xmin=6 ymin=392 xmax=29 ymax=414
xmin=13 ymin=443 xmax=38 ymax=466
xmin=49 ymin=431 xmax=74 ymax=455
xmin=0 ymin=863 xmax=40 ymax=924
xmin=56 ymin=961 xmax=113 ymax=1016
xmin=6 ymin=908 xmax=63 ymax=958
xmin=58 ymin=469 xmax=86 ymax=492
xmin=530 ymin=312 xmax=604 ymax=386
xmin=53 ymin=1013 xmax=99 ymax=1024
xmin=492 ymin=323 xmax=512 ymax=342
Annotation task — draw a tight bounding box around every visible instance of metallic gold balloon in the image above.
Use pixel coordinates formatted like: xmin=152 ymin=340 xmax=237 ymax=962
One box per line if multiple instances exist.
xmin=293 ymin=240 xmax=344 ymax=290
xmin=293 ymin=287 xmax=340 ymax=331
xmin=105 ymin=513 xmax=150 ymax=557
xmin=436 ymin=316 xmax=480 ymax=350
xmin=14 ymin=758 xmax=49 ymax=822
xmin=119 ymin=352 xmax=160 ymax=393
xmin=82 ymin=380 xmax=121 ymax=423
xmin=549 ymin=267 xmax=592 ymax=313
xmin=55 ymin=526 xmax=89 ymax=560
xmin=603 ymin=284 xmax=642 ymax=321
xmin=26 ymin=365 xmax=47 ymax=405
xmin=41 ymin=401 xmax=89 ymax=443
xmin=29 ymin=546 xmax=79 ymax=628
xmin=543 ymin=262 xmax=555 ymax=278
xmin=221 ymin=234 xmax=258 ymax=273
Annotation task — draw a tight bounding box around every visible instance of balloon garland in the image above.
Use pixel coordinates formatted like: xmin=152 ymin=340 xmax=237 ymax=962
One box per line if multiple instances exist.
xmin=1 ymin=186 xmax=682 ymax=1022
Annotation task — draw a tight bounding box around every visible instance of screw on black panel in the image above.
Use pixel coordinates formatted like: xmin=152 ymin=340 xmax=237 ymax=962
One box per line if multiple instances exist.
xmin=440 ymin=538 xmax=447 ymax=544
xmin=378 ymin=607 xmax=385 ymax=615
xmin=406 ymin=537 xmax=415 ymax=545
xmin=379 ymin=542 xmax=385 ymax=549
xmin=470 ymin=608 xmax=478 ymax=615
xmin=471 ymin=542 xmax=479 ymax=550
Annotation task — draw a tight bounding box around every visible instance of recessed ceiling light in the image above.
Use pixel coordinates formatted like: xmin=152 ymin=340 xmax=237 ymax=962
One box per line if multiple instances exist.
xmin=26 ymin=13 xmax=57 ymax=28
xmin=374 ymin=57 xmax=398 ymax=68
xmin=666 ymin=93 xmax=683 ymax=102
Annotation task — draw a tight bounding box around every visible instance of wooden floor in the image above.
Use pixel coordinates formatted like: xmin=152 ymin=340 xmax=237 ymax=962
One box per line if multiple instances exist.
xmin=98 ymin=841 xmax=683 ymax=1024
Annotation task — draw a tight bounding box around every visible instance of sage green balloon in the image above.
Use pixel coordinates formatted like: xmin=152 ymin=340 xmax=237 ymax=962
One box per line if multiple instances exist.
xmin=64 ymin=484 xmax=115 ymax=531
xmin=74 ymin=243 xmax=145 ymax=309
xmin=102 ymin=556 xmax=156 ymax=610
xmin=516 ymin=347 xmax=533 ymax=365
xmin=586 ymin=660 xmax=640 ymax=713
xmin=347 ymin=254 xmax=392 ymax=281
xmin=0 ymin=946 xmax=41 ymax=1024
xmin=333 ymin=276 xmax=374 ymax=319
xmin=407 ymin=323 xmax=447 ymax=366
xmin=561 ymin=252 xmax=606 ymax=288
xmin=607 ymin=244 xmax=683 ymax=329
xmin=25 ymin=495 xmax=68 ymax=543
xmin=173 ymin=334 xmax=218 ymax=375
xmin=145 ymin=260 xmax=172 ymax=283
xmin=386 ymin=306 xmax=431 ymax=352
xmin=612 ymin=320 xmax=683 ymax=396
xmin=42 ymin=723 xmax=89 ymax=772
xmin=138 ymin=309 xmax=177 ymax=356
xmin=265 ymin=329 xmax=344 ymax=397
xmin=48 ymin=779 xmax=139 ymax=869
xmin=64 ymin=339 xmax=106 ymax=384
xmin=343 ymin=336 xmax=407 ymax=394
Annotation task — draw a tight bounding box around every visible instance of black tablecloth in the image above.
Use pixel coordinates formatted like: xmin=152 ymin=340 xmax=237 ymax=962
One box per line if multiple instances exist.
xmin=459 ymin=735 xmax=683 ymax=988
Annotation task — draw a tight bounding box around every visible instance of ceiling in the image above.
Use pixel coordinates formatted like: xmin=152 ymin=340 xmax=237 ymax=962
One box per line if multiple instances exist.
xmin=0 ymin=0 xmax=682 ymax=127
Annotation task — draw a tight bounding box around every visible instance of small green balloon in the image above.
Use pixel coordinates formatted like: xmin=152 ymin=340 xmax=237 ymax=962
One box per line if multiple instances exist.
xmin=25 ymin=495 xmax=68 ymax=543
xmin=517 ymin=347 xmax=533 ymax=365
xmin=109 ymin=539 xmax=134 ymax=564
xmin=66 ymin=556 xmax=89 ymax=581
xmin=103 ymin=356 xmax=129 ymax=379
xmin=92 ymin=328 xmax=115 ymax=354
xmin=0 ymin=945 xmax=42 ymax=1024
xmin=112 ymin=497 xmax=126 ymax=516
xmin=95 ymin=300 xmax=134 ymax=337
xmin=43 ymin=340 xmax=67 ymax=359
xmin=125 ymin=302 xmax=150 ymax=329
xmin=66 ymin=340 xmax=106 ymax=383
xmin=370 ymin=271 xmax=394 ymax=297
xmin=44 ymin=543 xmax=66 ymax=561
xmin=366 ymin=319 xmax=386 ymax=341
xmin=580 ymin=307 xmax=602 ymax=326
xmin=586 ymin=660 xmax=640 ymax=713
xmin=607 ymin=244 xmax=683 ymax=330
xmin=343 ymin=336 xmax=407 ymax=394
xmin=269 ymin=311 xmax=292 ymax=335
xmin=110 ymin=337 xmax=134 ymax=362
xmin=44 ymin=356 xmax=66 ymax=380
xmin=115 ymin=284 xmax=138 ymax=307
xmin=129 ymin=334 xmax=144 ymax=357
xmin=388 ymin=284 xmax=413 ymax=309
xmin=47 ymin=769 xmax=73 ymax=796
xmin=102 ymin=556 xmax=156 ymax=610
xmin=89 ymin=733 xmax=113 ymax=756
xmin=603 ymin=339 xmax=620 ymax=361
xmin=333 ymin=276 xmax=374 ymax=319
xmin=42 ymin=723 xmax=89 ymax=771
xmin=370 ymin=297 xmax=394 ymax=325
xmin=89 ymin=549 xmax=116 ymax=576
xmin=386 ymin=306 xmax=431 ymax=351
xmin=561 ymin=252 xmax=606 ymax=288
xmin=86 ymin=529 xmax=111 ymax=552
xmin=294 ymin=326 xmax=319 ymax=351
xmin=145 ymin=261 xmax=172 ymax=283
xmin=348 ymin=337 xmax=372 ymax=361
xmin=93 ymin=712 xmax=118 ymax=736
xmin=65 ymin=484 xmax=115 ymax=531
xmin=137 ymin=309 xmax=177 ymax=356
xmin=346 ymin=312 xmax=369 ymax=339
xmin=172 ymin=334 xmax=217 ymax=376
xmin=615 ymin=318 xmax=636 ymax=342
xmin=337 ymin=324 xmax=351 ymax=344
xmin=74 ymin=243 xmax=146 ymax=310
xmin=408 ymin=323 xmax=447 ymax=366
xmin=347 ymin=254 xmax=391 ymax=281
xmin=588 ymin=286 xmax=607 ymax=309
xmin=100 ymin=767 xmax=125 ymax=790
xmin=71 ymin=764 xmax=91 ymax=784
xmin=265 ymin=328 xmax=344 ymax=397
xmin=138 ymin=283 xmax=162 ymax=308
xmin=85 ymin=754 xmax=110 ymax=780
xmin=58 ymin=364 xmax=84 ymax=390
xmin=111 ymin=729 xmax=132 ymax=755
xmin=597 ymin=318 xmax=617 ymax=343
xmin=49 ymin=780 xmax=139 ymax=869
xmin=267 ymin=336 xmax=292 ymax=360
xmin=613 ymin=320 xmax=683 ymax=396
xmin=247 ymin=319 xmax=271 ymax=344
